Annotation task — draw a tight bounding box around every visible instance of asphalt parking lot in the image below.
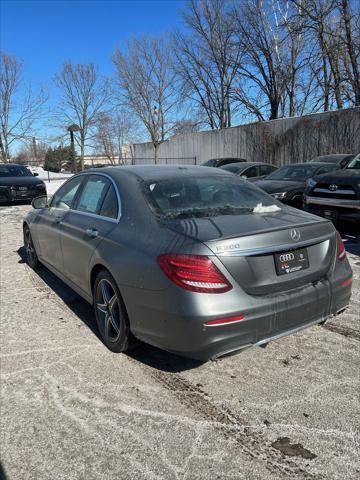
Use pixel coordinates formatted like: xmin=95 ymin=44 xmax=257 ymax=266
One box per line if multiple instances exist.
xmin=1 ymin=204 xmax=359 ymax=480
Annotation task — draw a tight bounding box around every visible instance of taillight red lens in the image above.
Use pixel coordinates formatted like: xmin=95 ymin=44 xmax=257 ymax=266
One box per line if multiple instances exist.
xmin=204 ymin=315 xmax=245 ymax=326
xmin=336 ymin=231 xmax=346 ymax=261
xmin=157 ymin=254 xmax=232 ymax=293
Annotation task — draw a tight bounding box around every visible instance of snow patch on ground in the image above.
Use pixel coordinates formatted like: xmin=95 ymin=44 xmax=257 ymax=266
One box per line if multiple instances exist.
xmin=44 ymin=179 xmax=69 ymax=195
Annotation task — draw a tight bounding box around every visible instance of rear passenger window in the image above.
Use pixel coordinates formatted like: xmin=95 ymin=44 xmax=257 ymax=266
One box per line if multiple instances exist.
xmin=100 ymin=184 xmax=118 ymax=219
xmin=243 ymin=166 xmax=258 ymax=178
xmin=76 ymin=176 xmax=110 ymax=215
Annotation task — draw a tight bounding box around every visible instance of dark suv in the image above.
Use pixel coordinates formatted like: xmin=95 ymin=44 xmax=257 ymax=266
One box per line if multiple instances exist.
xmin=0 ymin=163 xmax=47 ymax=204
xmin=304 ymin=154 xmax=360 ymax=224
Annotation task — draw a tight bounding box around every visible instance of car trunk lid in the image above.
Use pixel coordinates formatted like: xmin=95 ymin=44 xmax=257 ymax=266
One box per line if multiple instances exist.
xmin=164 ymin=208 xmax=335 ymax=296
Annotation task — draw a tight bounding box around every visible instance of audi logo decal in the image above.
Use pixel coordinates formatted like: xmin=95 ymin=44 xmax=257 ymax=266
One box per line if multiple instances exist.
xmin=290 ymin=228 xmax=300 ymax=241
xmin=280 ymin=253 xmax=295 ymax=262
xmin=329 ymin=184 xmax=338 ymax=191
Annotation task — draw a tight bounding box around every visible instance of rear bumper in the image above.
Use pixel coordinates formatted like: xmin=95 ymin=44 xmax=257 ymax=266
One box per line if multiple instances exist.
xmin=122 ymin=264 xmax=352 ymax=361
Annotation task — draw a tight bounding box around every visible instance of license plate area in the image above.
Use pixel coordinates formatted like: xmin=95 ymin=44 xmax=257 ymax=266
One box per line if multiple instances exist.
xmin=274 ymin=248 xmax=309 ymax=276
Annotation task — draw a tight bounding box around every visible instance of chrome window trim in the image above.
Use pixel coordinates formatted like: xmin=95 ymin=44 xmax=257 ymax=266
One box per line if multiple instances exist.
xmin=50 ymin=171 xmax=122 ymax=223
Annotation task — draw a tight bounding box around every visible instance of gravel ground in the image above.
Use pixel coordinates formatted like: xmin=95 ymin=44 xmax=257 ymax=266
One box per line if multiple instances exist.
xmin=0 ymin=204 xmax=359 ymax=480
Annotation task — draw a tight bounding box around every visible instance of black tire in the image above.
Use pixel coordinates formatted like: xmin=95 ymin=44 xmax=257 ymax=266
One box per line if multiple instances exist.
xmin=94 ymin=269 xmax=133 ymax=353
xmin=23 ymin=225 xmax=39 ymax=269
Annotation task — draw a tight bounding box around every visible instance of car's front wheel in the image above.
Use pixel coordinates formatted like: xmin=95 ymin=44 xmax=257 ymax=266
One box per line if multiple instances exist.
xmin=94 ymin=270 xmax=132 ymax=353
xmin=23 ymin=225 xmax=39 ymax=269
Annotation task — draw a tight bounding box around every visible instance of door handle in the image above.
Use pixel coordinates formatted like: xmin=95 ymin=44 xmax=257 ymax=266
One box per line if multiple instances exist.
xmin=85 ymin=228 xmax=98 ymax=238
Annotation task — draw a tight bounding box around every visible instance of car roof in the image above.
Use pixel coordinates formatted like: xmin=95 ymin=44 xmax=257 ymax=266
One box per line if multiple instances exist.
xmin=0 ymin=163 xmax=26 ymax=167
xmin=279 ymin=162 xmax=334 ymax=167
xmin=221 ymin=162 xmax=271 ymax=168
xmin=84 ymin=164 xmax=232 ymax=181
xmin=312 ymin=154 xmax=353 ymax=159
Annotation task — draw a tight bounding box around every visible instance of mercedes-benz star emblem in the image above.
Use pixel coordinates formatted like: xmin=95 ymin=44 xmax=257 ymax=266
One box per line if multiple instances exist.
xmin=329 ymin=184 xmax=338 ymax=191
xmin=290 ymin=228 xmax=301 ymax=241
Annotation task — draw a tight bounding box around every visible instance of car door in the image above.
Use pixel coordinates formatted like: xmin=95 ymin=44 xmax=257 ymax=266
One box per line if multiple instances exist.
xmin=60 ymin=174 xmax=120 ymax=296
xmin=34 ymin=175 xmax=85 ymax=272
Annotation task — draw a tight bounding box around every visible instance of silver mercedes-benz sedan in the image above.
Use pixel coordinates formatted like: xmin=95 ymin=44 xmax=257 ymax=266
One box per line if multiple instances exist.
xmin=23 ymin=165 xmax=353 ymax=360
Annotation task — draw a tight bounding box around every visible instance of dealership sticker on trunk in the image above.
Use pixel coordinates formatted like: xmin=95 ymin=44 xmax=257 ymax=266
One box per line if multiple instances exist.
xmin=274 ymin=248 xmax=309 ymax=275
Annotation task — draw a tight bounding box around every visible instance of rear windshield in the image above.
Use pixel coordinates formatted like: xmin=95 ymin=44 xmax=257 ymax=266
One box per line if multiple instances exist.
xmin=346 ymin=156 xmax=360 ymax=169
xmin=0 ymin=165 xmax=32 ymax=177
xmin=143 ymin=176 xmax=278 ymax=218
xmin=266 ymin=164 xmax=319 ymax=181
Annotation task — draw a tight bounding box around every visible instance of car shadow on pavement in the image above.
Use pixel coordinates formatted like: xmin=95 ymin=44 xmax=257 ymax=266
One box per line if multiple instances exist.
xmin=126 ymin=343 xmax=203 ymax=373
xmin=17 ymin=247 xmax=203 ymax=373
xmin=17 ymin=246 xmax=101 ymax=342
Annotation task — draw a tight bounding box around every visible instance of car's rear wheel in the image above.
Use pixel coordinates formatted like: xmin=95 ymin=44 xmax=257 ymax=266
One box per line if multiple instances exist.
xmin=23 ymin=225 xmax=39 ymax=269
xmin=94 ymin=270 xmax=132 ymax=353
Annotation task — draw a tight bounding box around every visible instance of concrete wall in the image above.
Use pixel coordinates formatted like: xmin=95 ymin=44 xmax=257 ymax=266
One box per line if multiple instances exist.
xmin=133 ymin=107 xmax=360 ymax=166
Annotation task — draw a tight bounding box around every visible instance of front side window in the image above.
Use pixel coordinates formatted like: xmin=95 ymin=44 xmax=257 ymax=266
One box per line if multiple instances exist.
xmin=76 ymin=175 xmax=110 ymax=215
xmin=243 ymin=166 xmax=258 ymax=178
xmin=144 ymin=175 xmax=278 ymax=219
xmin=51 ymin=176 xmax=84 ymax=210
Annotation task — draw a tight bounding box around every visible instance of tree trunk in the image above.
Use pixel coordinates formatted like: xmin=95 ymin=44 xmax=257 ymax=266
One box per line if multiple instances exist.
xmin=341 ymin=0 xmax=360 ymax=106
xmin=154 ymin=143 xmax=158 ymax=164
xmin=80 ymin=133 xmax=85 ymax=171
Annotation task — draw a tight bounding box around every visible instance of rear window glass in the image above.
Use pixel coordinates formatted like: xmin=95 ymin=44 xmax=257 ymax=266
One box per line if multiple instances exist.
xmin=143 ymin=176 xmax=278 ymax=219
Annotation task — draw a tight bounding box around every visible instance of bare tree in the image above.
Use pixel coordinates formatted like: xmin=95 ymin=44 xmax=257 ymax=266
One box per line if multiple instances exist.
xmin=231 ymin=0 xmax=295 ymax=121
xmin=13 ymin=138 xmax=48 ymax=165
xmin=94 ymin=111 xmax=139 ymax=165
xmin=54 ymin=62 xmax=110 ymax=171
xmin=0 ymin=51 xmax=46 ymax=162
xmin=175 ymin=0 xmax=241 ymax=129
xmin=113 ymin=35 xmax=179 ymax=163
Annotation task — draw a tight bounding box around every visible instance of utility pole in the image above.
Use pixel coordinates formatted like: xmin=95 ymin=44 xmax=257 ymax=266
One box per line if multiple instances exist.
xmin=67 ymin=124 xmax=80 ymax=173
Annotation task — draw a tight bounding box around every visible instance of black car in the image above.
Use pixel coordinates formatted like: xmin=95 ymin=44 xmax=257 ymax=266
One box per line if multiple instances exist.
xmin=254 ymin=162 xmax=340 ymax=208
xmin=219 ymin=162 xmax=278 ymax=181
xmin=201 ymin=157 xmax=247 ymax=168
xmin=0 ymin=163 xmax=47 ymax=204
xmin=304 ymin=154 xmax=360 ymax=225
xmin=309 ymin=154 xmax=355 ymax=169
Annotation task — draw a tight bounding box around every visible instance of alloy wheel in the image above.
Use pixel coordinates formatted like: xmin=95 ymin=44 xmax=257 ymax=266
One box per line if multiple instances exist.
xmin=96 ymin=279 xmax=122 ymax=343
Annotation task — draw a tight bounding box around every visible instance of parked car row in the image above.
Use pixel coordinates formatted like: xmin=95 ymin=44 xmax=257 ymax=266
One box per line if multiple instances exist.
xmin=201 ymin=153 xmax=359 ymax=226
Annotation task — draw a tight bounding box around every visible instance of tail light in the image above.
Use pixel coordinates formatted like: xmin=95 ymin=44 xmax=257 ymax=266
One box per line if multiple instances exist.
xmin=157 ymin=254 xmax=232 ymax=293
xmin=336 ymin=231 xmax=346 ymax=261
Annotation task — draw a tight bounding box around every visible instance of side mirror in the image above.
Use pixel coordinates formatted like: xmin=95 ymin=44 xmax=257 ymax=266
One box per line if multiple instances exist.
xmin=33 ymin=172 xmax=39 ymax=177
xmin=32 ymin=195 xmax=48 ymax=209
